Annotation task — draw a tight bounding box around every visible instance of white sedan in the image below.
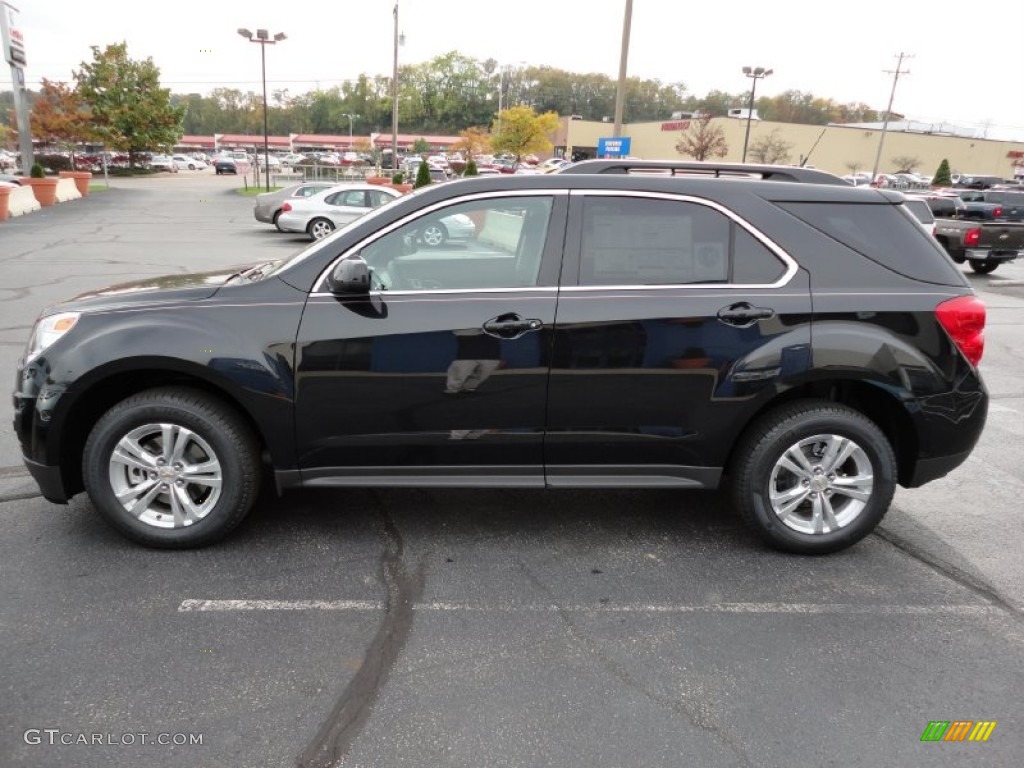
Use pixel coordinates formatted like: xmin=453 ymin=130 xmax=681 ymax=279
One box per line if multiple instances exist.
xmin=172 ymin=154 xmax=206 ymax=170
xmin=277 ymin=184 xmax=403 ymax=240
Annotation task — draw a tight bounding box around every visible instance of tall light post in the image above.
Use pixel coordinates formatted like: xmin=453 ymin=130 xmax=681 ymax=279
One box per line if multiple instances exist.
xmin=391 ymin=3 xmax=405 ymax=172
xmin=740 ymin=65 xmax=772 ymax=162
xmin=342 ymin=113 xmax=359 ymax=150
xmin=237 ymin=27 xmax=286 ymax=191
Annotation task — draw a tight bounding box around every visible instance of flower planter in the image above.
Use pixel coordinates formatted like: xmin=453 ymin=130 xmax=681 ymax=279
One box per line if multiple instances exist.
xmin=60 ymin=170 xmax=93 ymax=196
xmin=0 ymin=186 xmax=11 ymax=221
xmin=23 ymin=178 xmax=60 ymax=207
xmin=365 ymin=176 xmax=390 ymax=185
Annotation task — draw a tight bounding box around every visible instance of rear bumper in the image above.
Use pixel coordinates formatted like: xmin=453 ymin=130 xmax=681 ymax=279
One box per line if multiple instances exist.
xmin=904 ymin=449 xmax=973 ymax=488
xmin=965 ymin=248 xmax=1020 ymax=263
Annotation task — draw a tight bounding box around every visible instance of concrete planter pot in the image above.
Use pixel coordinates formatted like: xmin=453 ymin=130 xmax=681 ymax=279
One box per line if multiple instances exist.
xmin=23 ymin=178 xmax=60 ymax=207
xmin=60 ymin=170 xmax=93 ymax=196
xmin=0 ymin=186 xmax=11 ymax=221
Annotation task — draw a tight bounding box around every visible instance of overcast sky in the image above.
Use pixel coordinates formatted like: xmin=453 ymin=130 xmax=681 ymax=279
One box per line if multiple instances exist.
xmin=5 ymin=0 xmax=1023 ymax=140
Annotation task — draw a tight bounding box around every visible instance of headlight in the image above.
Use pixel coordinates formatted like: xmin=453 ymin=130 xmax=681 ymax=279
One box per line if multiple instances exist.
xmin=25 ymin=312 xmax=80 ymax=363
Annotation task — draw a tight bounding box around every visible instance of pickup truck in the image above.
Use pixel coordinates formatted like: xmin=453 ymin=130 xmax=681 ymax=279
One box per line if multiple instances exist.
xmin=912 ymin=193 xmax=1024 ymax=273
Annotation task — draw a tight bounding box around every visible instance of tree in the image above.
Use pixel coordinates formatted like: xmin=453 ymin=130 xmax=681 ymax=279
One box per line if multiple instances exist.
xmin=414 ymin=159 xmax=432 ymax=189
xmin=747 ymin=129 xmax=793 ymax=164
xmin=452 ymin=126 xmax=491 ymax=159
xmin=30 ymin=79 xmax=94 ymax=166
xmin=412 ymin=137 xmax=431 ymax=154
xmin=490 ymin=105 xmax=559 ymax=164
xmin=74 ymin=42 xmax=184 ymax=167
xmin=674 ymin=115 xmax=728 ymax=161
xmin=891 ymin=155 xmax=921 ymax=173
xmin=932 ymin=158 xmax=953 ymax=187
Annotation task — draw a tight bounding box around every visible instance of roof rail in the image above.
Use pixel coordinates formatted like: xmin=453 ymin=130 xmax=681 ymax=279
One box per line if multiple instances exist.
xmin=558 ymin=159 xmax=850 ymax=186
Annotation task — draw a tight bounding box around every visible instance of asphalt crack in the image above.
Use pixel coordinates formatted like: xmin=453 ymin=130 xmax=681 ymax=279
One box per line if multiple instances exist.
xmin=296 ymin=497 xmax=425 ymax=768
xmin=874 ymin=526 xmax=1022 ymax=620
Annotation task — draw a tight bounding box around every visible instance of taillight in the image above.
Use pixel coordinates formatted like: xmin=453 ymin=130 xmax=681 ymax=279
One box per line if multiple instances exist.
xmin=281 ymin=202 xmax=292 ymax=212
xmin=935 ymin=296 xmax=985 ymax=366
xmin=993 ymin=206 xmax=1003 ymax=218
xmin=964 ymin=227 xmax=981 ymax=247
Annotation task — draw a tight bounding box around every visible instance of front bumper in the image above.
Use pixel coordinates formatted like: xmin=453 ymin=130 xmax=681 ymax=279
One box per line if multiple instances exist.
xmin=22 ymin=457 xmax=69 ymax=503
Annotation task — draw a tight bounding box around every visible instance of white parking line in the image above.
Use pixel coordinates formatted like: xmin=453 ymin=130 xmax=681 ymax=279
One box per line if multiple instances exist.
xmin=178 ymin=599 xmax=999 ymax=616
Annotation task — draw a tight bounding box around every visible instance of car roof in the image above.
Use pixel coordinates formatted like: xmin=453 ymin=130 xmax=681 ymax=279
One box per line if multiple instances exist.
xmin=559 ymin=159 xmax=849 ymax=185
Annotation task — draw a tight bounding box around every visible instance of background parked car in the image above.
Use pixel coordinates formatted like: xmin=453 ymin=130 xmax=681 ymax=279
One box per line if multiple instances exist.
xmin=148 ymin=155 xmax=178 ymax=173
xmin=276 ymin=184 xmax=402 ymax=240
xmin=214 ymin=158 xmax=238 ymax=175
xmin=253 ymin=182 xmax=338 ymax=231
xmin=172 ymin=154 xmax=206 ymax=171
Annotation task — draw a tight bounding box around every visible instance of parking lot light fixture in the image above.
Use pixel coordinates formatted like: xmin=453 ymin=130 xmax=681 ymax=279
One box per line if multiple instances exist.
xmin=741 ymin=66 xmax=772 ymax=163
xmin=238 ymin=27 xmax=286 ymax=191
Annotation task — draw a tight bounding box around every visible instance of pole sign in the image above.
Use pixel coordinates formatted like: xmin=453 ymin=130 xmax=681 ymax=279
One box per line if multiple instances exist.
xmin=597 ymin=137 xmax=631 ymax=157
xmin=1 ymin=2 xmax=26 ymax=68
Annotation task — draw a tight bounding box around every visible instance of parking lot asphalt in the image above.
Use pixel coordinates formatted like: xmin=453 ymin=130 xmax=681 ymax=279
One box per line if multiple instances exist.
xmin=1 ymin=173 xmax=1022 ymax=767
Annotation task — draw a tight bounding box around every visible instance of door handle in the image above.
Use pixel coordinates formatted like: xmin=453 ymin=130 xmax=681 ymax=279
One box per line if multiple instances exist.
xmin=717 ymin=302 xmax=774 ymax=328
xmin=482 ymin=313 xmax=543 ymax=339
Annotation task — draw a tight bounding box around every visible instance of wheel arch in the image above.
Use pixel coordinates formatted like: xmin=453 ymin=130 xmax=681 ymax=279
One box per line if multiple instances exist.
xmin=724 ymin=378 xmax=919 ymax=487
xmin=52 ymin=361 xmax=280 ymax=498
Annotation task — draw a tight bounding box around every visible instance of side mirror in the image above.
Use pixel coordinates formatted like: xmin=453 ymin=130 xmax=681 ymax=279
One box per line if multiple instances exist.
xmin=328 ymin=256 xmax=370 ymax=294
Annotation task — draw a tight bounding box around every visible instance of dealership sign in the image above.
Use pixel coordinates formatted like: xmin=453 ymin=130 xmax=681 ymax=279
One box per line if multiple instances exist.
xmin=597 ymin=137 xmax=631 ymax=157
xmin=0 ymin=2 xmax=26 ymax=68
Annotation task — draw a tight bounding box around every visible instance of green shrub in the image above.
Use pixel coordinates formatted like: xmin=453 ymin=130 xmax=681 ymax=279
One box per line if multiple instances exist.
xmin=35 ymin=154 xmax=73 ymax=172
xmin=932 ymin=158 xmax=952 ymax=187
xmin=464 ymin=159 xmax=478 ymax=177
xmin=30 ymin=162 xmax=46 ymax=178
xmin=391 ymin=172 xmax=404 ymax=184
xmin=414 ymin=161 xmax=432 ymax=189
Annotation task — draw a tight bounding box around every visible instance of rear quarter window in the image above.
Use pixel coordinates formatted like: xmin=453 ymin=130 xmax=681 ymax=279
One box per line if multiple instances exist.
xmin=778 ymin=202 xmax=964 ymax=286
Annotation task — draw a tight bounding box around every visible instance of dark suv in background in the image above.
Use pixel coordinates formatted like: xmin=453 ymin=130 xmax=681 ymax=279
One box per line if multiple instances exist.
xmin=13 ymin=161 xmax=988 ymax=554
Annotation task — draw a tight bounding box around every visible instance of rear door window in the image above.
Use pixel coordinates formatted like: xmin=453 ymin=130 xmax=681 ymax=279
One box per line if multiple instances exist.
xmin=577 ymin=196 xmax=787 ymax=286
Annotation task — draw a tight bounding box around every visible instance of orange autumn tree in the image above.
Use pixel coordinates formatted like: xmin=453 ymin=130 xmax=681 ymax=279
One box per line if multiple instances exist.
xmin=30 ymin=78 xmax=96 ymax=169
xmin=452 ymin=126 xmax=492 ymax=160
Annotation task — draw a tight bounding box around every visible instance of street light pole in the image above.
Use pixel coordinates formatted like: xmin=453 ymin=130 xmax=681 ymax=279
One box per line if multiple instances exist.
xmin=391 ymin=2 xmax=399 ymax=172
xmin=343 ymin=113 xmax=359 ymax=149
xmin=871 ymin=52 xmax=912 ymax=182
xmin=238 ymin=27 xmax=286 ymax=192
xmin=741 ymin=65 xmax=772 ymax=163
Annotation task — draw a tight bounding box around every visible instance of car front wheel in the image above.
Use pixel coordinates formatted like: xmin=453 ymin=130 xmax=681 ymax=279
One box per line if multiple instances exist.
xmin=83 ymin=387 xmax=261 ymax=548
xmin=730 ymin=401 xmax=896 ymax=554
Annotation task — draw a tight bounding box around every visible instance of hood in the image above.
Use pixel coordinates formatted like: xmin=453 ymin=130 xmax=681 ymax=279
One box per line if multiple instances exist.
xmin=46 ymin=263 xmax=262 ymax=315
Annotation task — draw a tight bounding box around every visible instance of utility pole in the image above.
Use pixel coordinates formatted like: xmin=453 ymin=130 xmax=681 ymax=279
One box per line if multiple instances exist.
xmin=871 ymin=52 xmax=912 ymax=181
xmin=612 ymin=0 xmax=632 ymax=138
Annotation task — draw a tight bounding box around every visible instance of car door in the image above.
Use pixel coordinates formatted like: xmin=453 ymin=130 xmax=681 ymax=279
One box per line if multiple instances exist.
xmin=293 ymin=191 xmax=567 ymax=485
xmin=544 ymin=190 xmax=813 ymax=488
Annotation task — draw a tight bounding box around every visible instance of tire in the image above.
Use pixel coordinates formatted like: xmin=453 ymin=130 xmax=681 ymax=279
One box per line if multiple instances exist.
xmin=82 ymin=387 xmax=261 ymax=548
xmin=308 ymin=217 xmax=335 ymax=241
xmin=188 ymin=163 xmax=196 ymax=170
xmin=730 ymin=401 xmax=896 ymax=555
xmin=420 ymin=221 xmax=448 ymax=247
xmin=272 ymin=210 xmax=284 ymax=232
xmin=969 ymin=259 xmax=998 ymax=274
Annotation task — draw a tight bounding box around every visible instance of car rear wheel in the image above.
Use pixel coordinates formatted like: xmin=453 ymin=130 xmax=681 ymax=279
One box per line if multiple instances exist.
xmin=969 ymin=260 xmax=998 ymax=274
xmin=420 ymin=222 xmax=448 ymax=247
xmin=730 ymin=401 xmax=896 ymax=554
xmin=273 ymin=210 xmax=285 ymax=232
xmin=308 ymin=218 xmax=335 ymax=240
xmin=83 ymin=387 xmax=261 ymax=548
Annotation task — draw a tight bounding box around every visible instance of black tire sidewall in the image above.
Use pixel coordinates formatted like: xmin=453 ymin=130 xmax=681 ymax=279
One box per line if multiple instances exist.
xmin=83 ymin=394 xmax=257 ymax=548
xmin=736 ymin=407 xmax=896 ymax=554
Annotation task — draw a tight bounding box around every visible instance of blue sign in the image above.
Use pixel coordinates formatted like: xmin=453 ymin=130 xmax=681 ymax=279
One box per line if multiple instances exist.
xmin=597 ymin=137 xmax=631 ymax=157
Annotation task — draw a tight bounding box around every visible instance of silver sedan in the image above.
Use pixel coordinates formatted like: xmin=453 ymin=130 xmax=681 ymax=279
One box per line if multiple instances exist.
xmin=277 ymin=184 xmax=402 ymax=240
xmin=253 ymin=182 xmax=338 ymax=231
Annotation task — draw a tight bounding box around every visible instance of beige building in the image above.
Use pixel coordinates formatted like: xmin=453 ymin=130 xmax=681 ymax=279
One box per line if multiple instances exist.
xmin=557 ymin=117 xmax=1024 ymax=180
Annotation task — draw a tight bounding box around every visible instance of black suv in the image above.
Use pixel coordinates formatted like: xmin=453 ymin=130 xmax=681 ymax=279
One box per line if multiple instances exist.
xmin=13 ymin=161 xmax=989 ymax=554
